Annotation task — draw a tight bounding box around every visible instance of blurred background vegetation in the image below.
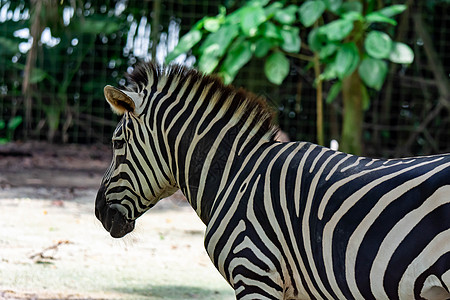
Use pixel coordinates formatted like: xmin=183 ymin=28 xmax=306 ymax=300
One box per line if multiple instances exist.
xmin=0 ymin=0 xmax=449 ymax=157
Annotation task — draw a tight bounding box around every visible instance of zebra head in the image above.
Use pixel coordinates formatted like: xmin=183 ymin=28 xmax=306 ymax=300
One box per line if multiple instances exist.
xmin=95 ymin=73 xmax=178 ymax=238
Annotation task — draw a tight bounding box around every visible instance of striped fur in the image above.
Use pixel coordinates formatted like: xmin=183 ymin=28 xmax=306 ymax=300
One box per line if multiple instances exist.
xmin=96 ymin=62 xmax=450 ymax=299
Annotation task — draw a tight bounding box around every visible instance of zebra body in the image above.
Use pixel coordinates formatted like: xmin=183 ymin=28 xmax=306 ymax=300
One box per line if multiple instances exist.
xmin=95 ymin=62 xmax=450 ymax=300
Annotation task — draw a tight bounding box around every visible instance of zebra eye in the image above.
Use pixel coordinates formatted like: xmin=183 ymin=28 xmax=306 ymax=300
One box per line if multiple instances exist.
xmin=113 ymin=139 xmax=125 ymax=149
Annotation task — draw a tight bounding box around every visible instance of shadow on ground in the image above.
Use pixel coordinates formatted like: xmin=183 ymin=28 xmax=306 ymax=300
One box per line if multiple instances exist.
xmin=112 ymin=284 xmax=232 ymax=300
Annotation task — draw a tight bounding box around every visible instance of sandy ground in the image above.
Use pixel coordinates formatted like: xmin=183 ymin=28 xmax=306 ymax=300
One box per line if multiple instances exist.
xmin=0 ymin=143 xmax=234 ymax=300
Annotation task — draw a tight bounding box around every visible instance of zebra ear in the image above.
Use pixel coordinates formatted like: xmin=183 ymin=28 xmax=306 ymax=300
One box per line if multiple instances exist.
xmin=104 ymin=85 xmax=144 ymax=115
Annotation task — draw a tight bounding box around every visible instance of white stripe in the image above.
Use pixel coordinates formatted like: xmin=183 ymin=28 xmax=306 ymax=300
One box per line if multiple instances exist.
xmin=370 ymin=184 xmax=450 ymax=299
xmin=322 ymin=157 xmax=444 ymax=299
xmin=399 ymin=229 xmax=450 ymax=300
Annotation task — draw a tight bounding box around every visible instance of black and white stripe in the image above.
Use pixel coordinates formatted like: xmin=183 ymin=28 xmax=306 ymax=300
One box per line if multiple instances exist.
xmin=97 ymin=62 xmax=450 ymax=300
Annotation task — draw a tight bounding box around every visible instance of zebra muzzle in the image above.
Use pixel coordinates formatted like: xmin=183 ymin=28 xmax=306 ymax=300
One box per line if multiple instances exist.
xmin=95 ymin=191 xmax=135 ymax=238
xmin=104 ymin=207 xmax=135 ymax=238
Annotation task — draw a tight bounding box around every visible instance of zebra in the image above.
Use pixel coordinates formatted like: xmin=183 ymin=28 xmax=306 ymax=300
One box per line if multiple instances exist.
xmin=95 ymin=62 xmax=450 ymax=300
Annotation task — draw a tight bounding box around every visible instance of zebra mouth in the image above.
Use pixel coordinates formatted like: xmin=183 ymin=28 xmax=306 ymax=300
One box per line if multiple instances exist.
xmin=104 ymin=206 xmax=135 ymax=238
xmin=95 ymin=189 xmax=135 ymax=238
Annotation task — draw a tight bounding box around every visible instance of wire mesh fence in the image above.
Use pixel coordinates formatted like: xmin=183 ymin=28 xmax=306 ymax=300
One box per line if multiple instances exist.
xmin=0 ymin=0 xmax=449 ymax=157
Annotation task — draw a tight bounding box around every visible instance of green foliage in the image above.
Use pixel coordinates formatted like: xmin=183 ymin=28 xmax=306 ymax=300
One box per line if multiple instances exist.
xmin=358 ymin=58 xmax=388 ymax=90
xmin=0 ymin=116 xmax=23 ymax=144
xmin=265 ymin=52 xmax=290 ymax=85
xmin=0 ymin=1 xmax=130 ymax=142
xmin=166 ymin=0 xmax=414 ymax=153
xmin=299 ymin=1 xmax=326 ymax=27
xmin=167 ymin=1 xmax=413 ymax=92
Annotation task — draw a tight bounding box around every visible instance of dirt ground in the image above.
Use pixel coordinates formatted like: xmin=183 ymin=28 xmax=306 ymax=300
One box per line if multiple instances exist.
xmin=0 ymin=142 xmax=234 ymax=300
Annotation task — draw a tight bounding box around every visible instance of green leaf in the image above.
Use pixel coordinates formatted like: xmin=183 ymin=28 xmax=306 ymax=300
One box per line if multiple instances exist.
xmin=341 ymin=11 xmax=364 ymax=22
xmin=7 ymin=116 xmax=22 ymax=131
xmin=204 ymin=17 xmax=222 ymax=32
xmin=280 ymin=27 xmax=301 ymax=53
xmin=198 ymin=49 xmax=221 ymax=74
xmin=220 ymin=40 xmax=253 ymax=84
xmin=365 ymin=31 xmax=393 ymax=59
xmin=166 ymin=29 xmax=202 ymax=63
xmin=319 ymin=19 xmax=354 ymax=41
xmin=264 ymin=52 xmax=290 ymax=85
xmin=337 ymin=1 xmax=363 ymax=14
xmin=320 ymin=61 xmax=338 ymax=81
xmin=274 ymin=5 xmax=299 ymax=25
xmin=258 ymin=22 xmax=282 ymax=40
xmin=254 ymin=38 xmax=277 ymax=58
xmin=359 ymin=58 xmax=388 ymax=90
xmin=199 ymin=24 xmax=239 ymax=53
xmin=308 ymin=27 xmax=325 ymax=52
xmin=323 ymin=0 xmax=342 ymax=12
xmin=326 ymin=81 xmax=342 ymax=103
xmin=30 ymin=68 xmax=48 ymax=84
xmin=240 ymin=5 xmax=266 ymax=37
xmin=264 ymin=2 xmax=283 ymax=17
xmin=299 ymin=0 xmax=326 ymax=27
xmin=319 ymin=43 xmax=338 ymax=59
xmin=335 ymin=42 xmax=360 ymax=79
xmin=389 ymin=42 xmax=414 ymax=64
xmin=248 ymin=0 xmax=270 ymax=6
xmin=198 ymin=24 xmax=240 ymax=73
xmin=376 ymin=4 xmax=407 ymax=18
xmin=365 ymin=12 xmax=397 ymax=25
xmin=0 ymin=120 xmax=5 ymax=130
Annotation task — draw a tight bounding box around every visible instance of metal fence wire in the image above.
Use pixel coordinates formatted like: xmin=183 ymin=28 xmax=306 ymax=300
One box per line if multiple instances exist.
xmin=0 ymin=0 xmax=449 ymax=158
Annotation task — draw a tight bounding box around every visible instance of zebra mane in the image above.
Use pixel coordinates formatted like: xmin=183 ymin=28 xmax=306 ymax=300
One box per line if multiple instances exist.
xmin=125 ymin=61 xmax=277 ymax=140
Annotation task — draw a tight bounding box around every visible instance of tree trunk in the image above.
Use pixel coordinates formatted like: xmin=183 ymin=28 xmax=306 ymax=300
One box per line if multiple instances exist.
xmin=341 ymin=70 xmax=363 ymax=155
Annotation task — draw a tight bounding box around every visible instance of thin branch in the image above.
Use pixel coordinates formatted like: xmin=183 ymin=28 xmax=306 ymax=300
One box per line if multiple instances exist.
xmin=283 ymin=51 xmax=315 ymax=62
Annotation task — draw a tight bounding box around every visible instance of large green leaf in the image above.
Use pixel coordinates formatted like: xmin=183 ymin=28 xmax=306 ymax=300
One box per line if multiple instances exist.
xmin=389 ymin=42 xmax=414 ymax=64
xmin=365 ymin=31 xmax=393 ymax=59
xmin=280 ymin=27 xmax=301 ymax=53
xmin=337 ymin=1 xmax=362 ymax=14
xmin=319 ymin=19 xmax=354 ymax=41
xmin=320 ymin=62 xmax=338 ymax=81
xmin=254 ymin=38 xmax=278 ymax=58
xmin=319 ymin=43 xmax=338 ymax=59
xmin=365 ymin=12 xmax=397 ymax=25
xmin=376 ymin=4 xmax=407 ymax=18
xmin=359 ymin=58 xmax=388 ymax=90
xmin=299 ymin=0 xmax=326 ymax=27
xmin=258 ymin=21 xmax=282 ymax=40
xmin=198 ymin=48 xmax=221 ymax=74
xmin=240 ymin=5 xmax=266 ymax=37
xmin=326 ymin=81 xmax=342 ymax=103
xmin=274 ymin=4 xmax=299 ymax=25
xmin=264 ymin=52 xmax=290 ymax=85
xmin=0 ymin=120 xmax=5 ymax=130
xmin=203 ymin=17 xmax=222 ymax=32
xmin=264 ymin=2 xmax=284 ymax=17
xmin=308 ymin=27 xmax=325 ymax=52
xmin=220 ymin=40 xmax=253 ymax=84
xmin=340 ymin=11 xmax=364 ymax=22
xmin=7 ymin=116 xmax=23 ymax=131
xmin=197 ymin=23 xmax=240 ymax=73
xmin=335 ymin=42 xmax=360 ymax=79
xmin=166 ymin=29 xmax=202 ymax=62
xmin=323 ymin=0 xmax=342 ymax=12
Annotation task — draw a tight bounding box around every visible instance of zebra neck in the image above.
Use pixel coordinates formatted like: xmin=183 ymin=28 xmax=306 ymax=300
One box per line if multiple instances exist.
xmin=168 ymin=109 xmax=273 ymax=225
